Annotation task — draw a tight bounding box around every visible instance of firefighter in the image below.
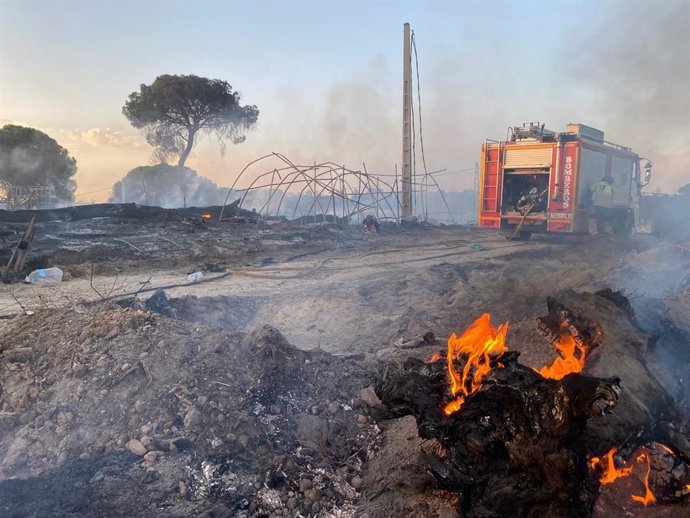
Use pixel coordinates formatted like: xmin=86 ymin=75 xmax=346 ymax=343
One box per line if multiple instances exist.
xmin=590 ymin=175 xmax=614 ymax=234
xmin=362 ymin=214 xmax=381 ymax=234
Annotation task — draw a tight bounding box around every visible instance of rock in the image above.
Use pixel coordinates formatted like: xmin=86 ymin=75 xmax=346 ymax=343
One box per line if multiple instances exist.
xmin=140 ymin=435 xmax=152 ymax=448
xmin=360 ymin=386 xmax=383 ymax=409
xmin=437 ymin=507 xmax=459 ymax=518
xmin=423 ymin=331 xmax=437 ymax=344
xmin=143 ymin=451 xmax=157 ymax=462
xmin=311 ymin=502 xmax=321 ymax=513
xmin=286 ymin=497 xmax=297 ymax=510
xmin=126 ymin=439 xmax=147 ymax=456
xmin=56 ymin=411 xmax=73 ymax=426
xmin=350 ymin=476 xmax=363 ymax=490
xmin=183 ymin=406 xmax=203 ymax=432
xmin=299 ymin=478 xmax=313 ymax=492
xmin=304 ymin=488 xmax=321 ymax=503
xmin=356 ymin=414 xmax=367 ymax=424
xmin=106 ymin=327 xmax=120 ymax=340
xmin=237 ymin=434 xmax=249 ymax=448
xmin=141 ymin=424 xmax=153 ymax=434
xmin=269 ymin=404 xmax=282 ymax=415
xmin=327 ymin=402 xmax=340 ymax=415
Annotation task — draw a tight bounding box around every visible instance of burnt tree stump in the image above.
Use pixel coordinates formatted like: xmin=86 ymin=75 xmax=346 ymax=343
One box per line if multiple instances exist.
xmin=378 ymin=353 xmax=621 ymax=518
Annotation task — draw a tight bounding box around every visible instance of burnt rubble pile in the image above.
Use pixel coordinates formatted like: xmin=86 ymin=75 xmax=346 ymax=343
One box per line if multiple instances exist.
xmin=376 ymin=293 xmax=690 ymax=518
xmin=378 ymin=353 xmax=621 ymax=517
xmin=0 ymin=307 xmax=380 ymax=517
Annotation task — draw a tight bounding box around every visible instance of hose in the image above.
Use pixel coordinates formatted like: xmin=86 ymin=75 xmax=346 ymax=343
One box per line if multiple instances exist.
xmin=506 ymin=188 xmax=548 ymax=240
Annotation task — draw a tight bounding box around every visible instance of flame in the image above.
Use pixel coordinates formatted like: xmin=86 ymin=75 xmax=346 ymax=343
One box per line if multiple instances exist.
xmin=591 ymin=446 xmax=658 ymax=506
xmin=427 ymin=352 xmax=442 ymax=363
xmin=201 ymin=213 xmax=212 ymax=220
xmin=538 ymin=324 xmax=587 ymax=380
xmin=658 ymin=443 xmax=674 ymax=455
xmin=443 ymin=313 xmax=508 ymax=415
xmin=631 ymin=451 xmax=656 ymax=506
xmin=590 ymin=447 xmax=633 ymax=484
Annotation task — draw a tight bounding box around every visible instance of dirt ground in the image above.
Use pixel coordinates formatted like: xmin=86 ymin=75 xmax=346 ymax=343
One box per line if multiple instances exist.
xmin=1 ymin=216 xmax=689 ymax=517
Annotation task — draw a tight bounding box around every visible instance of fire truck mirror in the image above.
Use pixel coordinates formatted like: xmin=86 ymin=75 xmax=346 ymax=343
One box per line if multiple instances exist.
xmin=644 ymin=161 xmax=653 ymax=185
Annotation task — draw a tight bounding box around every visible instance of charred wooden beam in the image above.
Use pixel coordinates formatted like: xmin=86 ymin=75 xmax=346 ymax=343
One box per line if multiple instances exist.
xmin=2 ymin=215 xmax=36 ymax=283
xmin=536 ymin=296 xmax=603 ymax=357
xmin=0 ymin=200 xmax=252 ymax=224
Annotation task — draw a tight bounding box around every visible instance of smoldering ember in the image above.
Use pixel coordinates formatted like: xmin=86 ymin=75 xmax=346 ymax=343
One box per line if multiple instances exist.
xmin=0 ymin=192 xmax=689 ymax=518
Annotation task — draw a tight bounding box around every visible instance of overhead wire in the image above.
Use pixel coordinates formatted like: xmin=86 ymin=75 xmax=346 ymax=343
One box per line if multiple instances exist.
xmin=411 ymin=30 xmax=456 ymax=224
xmin=411 ymin=31 xmax=428 ymax=220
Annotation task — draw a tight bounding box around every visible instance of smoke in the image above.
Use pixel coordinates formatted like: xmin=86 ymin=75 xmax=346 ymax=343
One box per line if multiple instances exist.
xmin=0 ymin=147 xmax=43 ymax=179
xmin=109 ymin=164 xmax=229 ymax=208
xmin=6 ymin=3 xmax=688 ymax=211
xmin=562 ymin=0 xmax=690 ymax=192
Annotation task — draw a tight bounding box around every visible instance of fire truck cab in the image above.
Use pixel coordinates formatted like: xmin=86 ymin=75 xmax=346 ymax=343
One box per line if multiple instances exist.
xmin=478 ymin=123 xmax=652 ymax=239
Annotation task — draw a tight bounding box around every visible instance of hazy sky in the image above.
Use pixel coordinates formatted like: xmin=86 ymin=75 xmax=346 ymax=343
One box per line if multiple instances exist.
xmin=1 ymin=0 xmax=688 ymax=202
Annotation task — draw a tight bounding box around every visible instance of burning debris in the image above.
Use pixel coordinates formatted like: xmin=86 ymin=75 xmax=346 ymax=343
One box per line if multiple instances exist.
xmin=376 ymin=295 xmax=690 ymax=517
xmin=590 ymin=446 xmax=655 ymax=505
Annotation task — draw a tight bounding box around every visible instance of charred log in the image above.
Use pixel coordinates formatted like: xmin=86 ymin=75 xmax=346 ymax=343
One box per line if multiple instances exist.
xmin=0 ymin=200 xmax=253 ymax=224
xmin=375 ymin=292 xmax=690 ymax=516
xmin=378 ymin=352 xmax=621 ymax=518
xmin=536 ymin=296 xmax=603 ymax=357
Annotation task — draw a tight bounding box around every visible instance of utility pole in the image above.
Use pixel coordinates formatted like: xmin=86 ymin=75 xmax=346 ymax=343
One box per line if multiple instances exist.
xmin=401 ymin=22 xmax=412 ymax=220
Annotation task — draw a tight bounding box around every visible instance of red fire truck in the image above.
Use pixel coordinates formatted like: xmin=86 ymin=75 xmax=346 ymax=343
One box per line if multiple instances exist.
xmin=478 ymin=123 xmax=652 ymax=239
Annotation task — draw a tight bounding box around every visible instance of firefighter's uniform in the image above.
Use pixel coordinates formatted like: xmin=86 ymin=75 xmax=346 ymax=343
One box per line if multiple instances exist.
xmin=591 ymin=179 xmax=613 ymax=233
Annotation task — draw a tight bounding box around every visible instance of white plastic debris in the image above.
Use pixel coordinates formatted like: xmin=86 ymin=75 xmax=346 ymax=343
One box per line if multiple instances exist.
xmin=25 ymin=267 xmax=63 ymax=285
xmin=187 ymin=271 xmax=203 ymax=282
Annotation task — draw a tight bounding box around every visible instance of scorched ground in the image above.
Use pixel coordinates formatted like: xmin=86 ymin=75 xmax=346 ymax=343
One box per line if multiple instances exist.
xmin=1 ymin=218 xmax=689 ymax=517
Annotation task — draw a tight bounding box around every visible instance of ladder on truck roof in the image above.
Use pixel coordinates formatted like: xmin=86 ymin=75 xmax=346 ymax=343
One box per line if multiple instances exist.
xmin=482 ymin=140 xmax=501 ymax=213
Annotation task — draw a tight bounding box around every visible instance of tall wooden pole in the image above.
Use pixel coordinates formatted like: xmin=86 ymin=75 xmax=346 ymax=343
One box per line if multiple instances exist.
xmin=401 ymin=22 xmax=412 ymax=220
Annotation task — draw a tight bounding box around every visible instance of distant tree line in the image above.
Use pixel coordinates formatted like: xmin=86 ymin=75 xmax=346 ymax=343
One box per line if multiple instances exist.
xmin=2 ymin=73 xmax=258 ymax=208
xmin=0 ymin=124 xmax=77 ymax=203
